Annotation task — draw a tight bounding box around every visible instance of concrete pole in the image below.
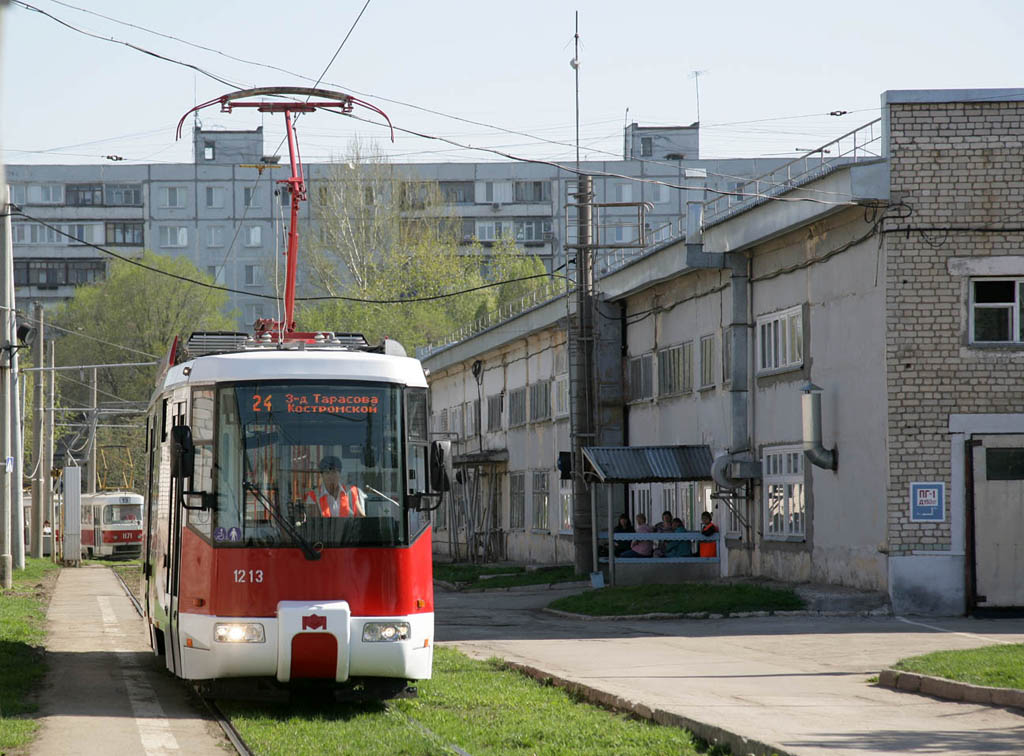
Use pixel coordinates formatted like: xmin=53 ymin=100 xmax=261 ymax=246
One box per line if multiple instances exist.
xmin=88 ymin=367 xmax=97 ymax=493
xmin=0 ymin=188 xmax=11 ymax=589
xmin=30 ymin=304 xmax=44 ymax=558
xmin=571 ymin=175 xmax=595 ymax=576
xmin=11 ymin=347 xmax=23 ymax=570
xmin=45 ymin=341 xmax=55 ymax=563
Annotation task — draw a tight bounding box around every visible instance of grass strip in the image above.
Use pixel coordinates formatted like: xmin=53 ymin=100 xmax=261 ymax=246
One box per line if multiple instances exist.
xmin=223 ymin=646 xmax=723 ymax=755
xmin=0 ymin=558 xmax=60 ymax=750
xmin=548 ymin=582 xmax=804 ymax=616
xmin=893 ymin=644 xmax=1024 ymax=690
xmin=434 ymin=563 xmax=580 ymax=590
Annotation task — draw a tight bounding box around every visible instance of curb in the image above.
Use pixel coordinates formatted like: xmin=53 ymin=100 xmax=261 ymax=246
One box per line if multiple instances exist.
xmin=878 ymin=668 xmax=1024 ymax=710
xmin=542 ymin=606 xmax=893 ymax=621
xmin=501 ymin=659 xmax=794 ymax=756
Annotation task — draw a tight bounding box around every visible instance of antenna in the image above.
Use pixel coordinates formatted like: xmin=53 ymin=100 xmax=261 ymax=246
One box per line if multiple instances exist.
xmin=690 ymin=69 xmax=708 ymax=123
xmin=570 ymin=11 xmax=581 ymax=168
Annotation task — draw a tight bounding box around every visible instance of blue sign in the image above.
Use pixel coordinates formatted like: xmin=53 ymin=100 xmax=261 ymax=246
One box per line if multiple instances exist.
xmin=910 ymin=482 xmax=945 ymax=522
xmin=213 ymin=527 xmax=227 ymax=542
xmin=228 ymin=527 xmax=242 ymax=542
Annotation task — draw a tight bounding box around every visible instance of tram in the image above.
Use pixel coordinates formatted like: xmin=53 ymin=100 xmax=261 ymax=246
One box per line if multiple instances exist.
xmin=81 ymin=491 xmax=144 ymax=559
xmin=144 ymin=87 xmax=450 ymax=698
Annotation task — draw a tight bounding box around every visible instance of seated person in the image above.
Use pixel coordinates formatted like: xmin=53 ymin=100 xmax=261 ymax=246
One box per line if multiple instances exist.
xmin=698 ymin=511 xmax=719 ymax=557
xmin=663 ymin=517 xmax=689 ymax=557
xmin=653 ymin=510 xmax=674 ymax=557
xmin=613 ymin=512 xmax=633 ymax=556
xmin=304 ymin=456 xmax=365 ymax=518
xmin=618 ymin=513 xmax=654 ymax=558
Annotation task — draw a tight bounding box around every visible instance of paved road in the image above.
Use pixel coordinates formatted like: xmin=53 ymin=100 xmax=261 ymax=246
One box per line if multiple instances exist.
xmin=31 ymin=567 xmax=229 ymax=756
xmin=435 ymin=583 xmax=1024 ymax=756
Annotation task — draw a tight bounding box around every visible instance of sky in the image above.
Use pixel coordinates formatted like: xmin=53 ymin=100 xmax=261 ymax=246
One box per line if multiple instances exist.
xmin=3 ymin=0 xmax=1024 ymax=168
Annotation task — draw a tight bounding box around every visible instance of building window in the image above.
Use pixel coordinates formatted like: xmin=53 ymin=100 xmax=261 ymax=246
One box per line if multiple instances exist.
xmin=160 ymin=186 xmax=186 ymax=209
xmin=648 ymin=183 xmax=668 ymax=204
xmin=65 ymin=223 xmax=101 ymax=245
xmin=763 ymin=446 xmax=805 ymax=539
xmin=477 ymin=180 xmax=513 ymax=204
xmin=67 ymin=260 xmax=105 ymax=285
xmin=970 ymin=278 xmax=1024 ymax=344
xmin=756 ymin=306 xmax=803 ymax=374
xmin=532 ymin=471 xmax=549 ymax=531
xmin=628 ymin=353 xmax=654 ymax=402
xmin=529 ymin=380 xmax=551 ymax=422
xmin=204 ymin=142 xmax=215 ymax=161
xmin=441 ymin=181 xmax=473 ymax=204
xmin=207 ymin=265 xmax=226 ymax=285
xmin=699 ymin=334 xmax=715 ymax=389
xmin=613 ymin=182 xmax=633 ymax=203
xmin=554 ymin=376 xmax=569 ymax=417
xmin=640 ymin=136 xmax=653 ymax=157
xmin=66 ymin=184 xmax=103 ymax=206
xmin=657 ymin=342 xmax=693 ymax=396
xmin=12 ymin=223 xmax=60 ymax=245
xmin=14 ymin=184 xmax=63 ymax=205
xmin=244 ymin=225 xmax=262 ymax=247
xmin=205 ymin=186 xmax=225 ymax=209
xmin=474 ymin=220 xmax=512 ymax=242
xmin=158 ymin=225 xmax=188 ymax=248
xmin=559 ymin=480 xmax=573 ymax=531
xmin=487 ymin=393 xmax=503 ymax=431
xmin=464 ymin=400 xmax=479 ymax=438
xmin=207 ymin=226 xmax=225 ymax=248
xmin=243 ymin=187 xmax=260 ymax=208
xmin=15 ymin=259 xmax=67 ymax=286
xmin=244 ymin=264 xmax=263 ymax=286
xmin=105 ymin=222 xmax=143 ymax=246
xmin=244 ymin=303 xmax=265 ymax=324
xmin=514 ymin=181 xmax=550 ymax=203
xmin=508 ymin=387 xmax=527 ymax=427
xmin=104 ymin=184 xmax=142 ymax=206
xmin=509 ymin=473 xmax=525 ymax=530
xmin=515 ymin=219 xmax=551 ymax=242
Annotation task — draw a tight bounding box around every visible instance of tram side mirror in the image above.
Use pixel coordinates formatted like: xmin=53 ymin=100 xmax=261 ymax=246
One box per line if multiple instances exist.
xmin=171 ymin=425 xmax=195 ymax=480
xmin=429 ymin=440 xmax=452 ymax=493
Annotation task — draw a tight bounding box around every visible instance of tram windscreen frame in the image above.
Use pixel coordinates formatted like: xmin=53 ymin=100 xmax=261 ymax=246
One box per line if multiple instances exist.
xmin=210 ymin=381 xmax=406 ymax=549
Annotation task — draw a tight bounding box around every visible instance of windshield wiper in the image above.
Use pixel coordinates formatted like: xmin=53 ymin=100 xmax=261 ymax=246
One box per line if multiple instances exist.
xmin=365 ymin=485 xmax=401 ymax=509
xmin=242 ymin=479 xmax=321 ymax=561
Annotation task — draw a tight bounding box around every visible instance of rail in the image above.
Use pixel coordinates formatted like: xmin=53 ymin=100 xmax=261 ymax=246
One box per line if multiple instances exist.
xmin=599 ymin=530 xmax=721 ymax=564
xmin=702 ymin=118 xmax=883 ymax=227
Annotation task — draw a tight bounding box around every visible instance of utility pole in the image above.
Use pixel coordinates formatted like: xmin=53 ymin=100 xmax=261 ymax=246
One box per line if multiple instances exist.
xmin=45 ymin=341 xmax=55 ymax=562
xmin=1 ymin=186 xmax=11 ymax=589
xmin=88 ymin=367 xmax=97 ymax=493
xmin=570 ymin=175 xmax=595 ymax=576
xmin=30 ymin=303 xmax=44 ymax=558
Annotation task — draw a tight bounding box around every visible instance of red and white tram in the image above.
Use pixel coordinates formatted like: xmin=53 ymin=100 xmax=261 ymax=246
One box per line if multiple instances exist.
xmin=81 ymin=491 xmax=144 ymax=559
xmin=144 ymin=87 xmax=450 ymax=697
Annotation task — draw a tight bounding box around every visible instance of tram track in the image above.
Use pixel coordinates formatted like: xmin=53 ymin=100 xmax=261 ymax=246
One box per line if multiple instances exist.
xmin=109 ymin=565 xmax=256 ymax=756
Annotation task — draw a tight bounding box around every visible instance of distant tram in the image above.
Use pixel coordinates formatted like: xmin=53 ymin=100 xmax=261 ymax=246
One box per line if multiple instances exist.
xmin=81 ymin=491 xmax=144 ymax=559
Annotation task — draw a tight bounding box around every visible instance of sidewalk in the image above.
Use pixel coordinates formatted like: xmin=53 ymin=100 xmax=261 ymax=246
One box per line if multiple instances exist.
xmin=435 ymin=584 xmax=1024 ymax=756
xmin=31 ymin=566 xmax=228 ymax=756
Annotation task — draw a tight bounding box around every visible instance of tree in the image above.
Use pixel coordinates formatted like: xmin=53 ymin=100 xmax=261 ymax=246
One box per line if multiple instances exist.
xmin=52 ymin=251 xmax=236 ymax=489
xmin=297 ymin=141 xmax=554 ymax=351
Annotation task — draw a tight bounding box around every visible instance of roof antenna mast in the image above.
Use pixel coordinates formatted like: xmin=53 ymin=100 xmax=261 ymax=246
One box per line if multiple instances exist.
xmin=176 ymin=87 xmax=393 ymax=340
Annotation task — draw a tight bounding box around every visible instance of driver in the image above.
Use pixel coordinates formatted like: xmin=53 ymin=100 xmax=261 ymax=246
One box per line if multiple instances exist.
xmin=305 ymin=455 xmax=365 ymax=518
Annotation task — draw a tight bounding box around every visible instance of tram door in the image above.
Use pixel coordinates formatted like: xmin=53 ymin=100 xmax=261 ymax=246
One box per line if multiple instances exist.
xmin=165 ymin=398 xmax=188 ymax=676
xmin=971 ymin=435 xmax=1024 ymax=609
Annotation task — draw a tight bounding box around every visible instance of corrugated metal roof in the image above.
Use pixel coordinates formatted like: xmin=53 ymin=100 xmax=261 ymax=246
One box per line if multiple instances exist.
xmin=582 ymin=445 xmax=713 ymax=483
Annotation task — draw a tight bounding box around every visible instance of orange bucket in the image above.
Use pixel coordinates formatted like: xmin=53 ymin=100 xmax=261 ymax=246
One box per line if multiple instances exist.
xmin=698 ymin=541 xmax=717 ymax=558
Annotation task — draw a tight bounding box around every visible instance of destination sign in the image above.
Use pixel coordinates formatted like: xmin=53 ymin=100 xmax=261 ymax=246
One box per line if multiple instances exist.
xmin=251 ymin=391 xmax=380 ymax=415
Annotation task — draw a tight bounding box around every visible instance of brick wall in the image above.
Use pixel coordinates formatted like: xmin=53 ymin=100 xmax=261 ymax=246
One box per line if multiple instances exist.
xmin=886 ymin=100 xmax=1024 ymax=554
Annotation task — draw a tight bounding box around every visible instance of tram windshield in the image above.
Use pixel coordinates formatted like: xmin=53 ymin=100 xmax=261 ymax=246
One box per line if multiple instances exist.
xmin=103 ymin=503 xmax=142 ymax=524
xmin=212 ymin=381 xmax=406 ymax=549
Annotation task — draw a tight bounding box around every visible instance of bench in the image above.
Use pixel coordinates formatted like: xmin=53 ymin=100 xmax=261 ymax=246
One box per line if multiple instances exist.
xmin=598 ymin=531 xmax=721 ymax=564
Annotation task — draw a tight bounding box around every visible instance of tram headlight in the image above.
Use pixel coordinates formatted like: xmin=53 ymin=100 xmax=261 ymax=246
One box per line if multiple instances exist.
xmin=214 ymin=622 xmax=266 ymax=643
xmin=362 ymin=622 xmax=410 ymax=642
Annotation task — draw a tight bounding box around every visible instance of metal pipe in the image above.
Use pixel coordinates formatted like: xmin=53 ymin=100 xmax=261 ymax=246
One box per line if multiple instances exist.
xmin=801 ymin=383 xmax=837 ymax=471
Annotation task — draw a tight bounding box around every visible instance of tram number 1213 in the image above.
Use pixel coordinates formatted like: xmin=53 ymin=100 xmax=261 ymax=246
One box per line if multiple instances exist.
xmin=233 ymin=569 xmax=265 ymax=583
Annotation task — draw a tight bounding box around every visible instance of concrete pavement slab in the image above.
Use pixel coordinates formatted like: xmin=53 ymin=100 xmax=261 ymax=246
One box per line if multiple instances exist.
xmin=436 ymin=584 xmax=1024 ymax=756
xmin=30 ymin=566 xmax=229 ymax=756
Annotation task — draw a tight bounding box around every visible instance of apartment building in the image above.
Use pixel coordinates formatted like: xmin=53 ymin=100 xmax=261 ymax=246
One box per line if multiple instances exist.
xmin=424 ymin=88 xmax=1024 ymax=616
xmin=7 ymin=123 xmax=785 ymax=327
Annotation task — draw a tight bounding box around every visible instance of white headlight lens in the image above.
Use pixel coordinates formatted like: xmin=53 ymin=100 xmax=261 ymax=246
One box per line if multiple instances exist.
xmin=362 ymin=622 xmax=410 ymax=642
xmin=214 ymin=622 xmax=265 ymax=643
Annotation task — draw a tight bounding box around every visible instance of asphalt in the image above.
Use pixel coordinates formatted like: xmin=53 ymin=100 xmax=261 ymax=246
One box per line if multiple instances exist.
xmin=30 ymin=566 xmax=229 ymax=756
xmin=435 ymin=582 xmax=1024 ymax=756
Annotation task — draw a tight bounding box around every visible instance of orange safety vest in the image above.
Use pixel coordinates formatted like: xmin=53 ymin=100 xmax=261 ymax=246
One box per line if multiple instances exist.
xmin=305 ymin=485 xmax=364 ymax=518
